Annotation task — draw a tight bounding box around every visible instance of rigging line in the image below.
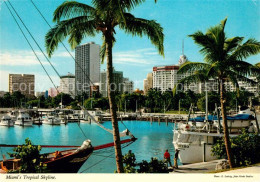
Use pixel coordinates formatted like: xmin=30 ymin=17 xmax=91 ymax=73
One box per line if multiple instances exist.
xmin=7 ymin=0 xmax=88 ymax=139
xmin=30 ymin=0 xmax=95 ymax=86
xmin=4 ymin=1 xmax=59 ymax=92
xmin=30 ymin=0 xmax=134 ymax=135
xmin=11 ymin=0 xmax=133 ymax=137
xmin=7 ymin=0 xmax=61 ymax=90
xmin=79 ymin=141 xmax=134 ymax=173
xmin=76 ymin=122 xmax=88 ymax=138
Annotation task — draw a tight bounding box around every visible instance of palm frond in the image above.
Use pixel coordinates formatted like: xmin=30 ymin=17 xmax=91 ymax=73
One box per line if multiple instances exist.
xmin=226 ymin=70 xmax=258 ymax=86
xmin=119 ymin=13 xmax=164 ymax=56
xmin=45 ymin=16 xmax=96 ymax=57
xmin=178 ymin=71 xmax=209 ymax=84
xmin=53 ymin=1 xmax=95 ymax=22
xmin=225 ymin=60 xmax=259 ymax=77
xmin=224 ymin=36 xmax=244 ymax=53
xmin=100 ymin=38 xmax=106 ymax=64
xmin=178 ymin=61 xmax=210 ymax=74
xmin=230 ymin=38 xmax=260 ymax=60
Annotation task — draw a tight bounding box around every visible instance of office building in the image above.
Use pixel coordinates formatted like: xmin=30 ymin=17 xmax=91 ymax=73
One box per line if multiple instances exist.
xmin=9 ymin=74 xmax=35 ymax=97
xmin=100 ymin=68 xmax=124 ymax=97
xmin=60 ymin=73 xmax=75 ymax=97
xmin=75 ymin=42 xmax=100 ymax=96
xmin=143 ymin=73 xmax=153 ymax=95
xmin=123 ymin=78 xmax=134 ymax=94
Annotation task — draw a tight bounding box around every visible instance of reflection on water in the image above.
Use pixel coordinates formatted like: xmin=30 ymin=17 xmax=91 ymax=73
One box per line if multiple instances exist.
xmin=0 ymin=121 xmax=175 ymax=173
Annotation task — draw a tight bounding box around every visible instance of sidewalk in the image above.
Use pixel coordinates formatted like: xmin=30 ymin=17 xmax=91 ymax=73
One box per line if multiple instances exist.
xmin=220 ymin=164 xmax=260 ymax=173
xmin=170 ymin=159 xmax=223 ymax=173
xmin=170 ymin=160 xmax=260 ymax=174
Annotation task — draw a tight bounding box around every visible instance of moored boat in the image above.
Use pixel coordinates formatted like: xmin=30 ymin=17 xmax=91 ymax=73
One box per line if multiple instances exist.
xmin=0 ymin=139 xmax=93 ymax=173
xmin=173 ymin=110 xmax=258 ymax=164
xmin=0 ymin=138 xmax=136 ymax=173
xmin=0 ymin=115 xmax=14 ymax=127
xmin=14 ymin=110 xmax=33 ymax=126
xmin=42 ymin=113 xmax=61 ymax=125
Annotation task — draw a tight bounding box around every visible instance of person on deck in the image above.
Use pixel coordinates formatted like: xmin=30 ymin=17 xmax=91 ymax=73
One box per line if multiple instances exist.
xmin=174 ymin=149 xmax=180 ymax=169
xmin=164 ymin=149 xmax=172 ymax=167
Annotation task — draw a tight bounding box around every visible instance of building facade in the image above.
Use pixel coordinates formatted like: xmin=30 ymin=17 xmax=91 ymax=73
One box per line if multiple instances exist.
xmin=143 ymin=73 xmax=153 ymax=95
xmin=60 ymin=73 xmax=75 ymax=97
xmin=152 ymin=55 xmax=201 ymax=93
xmin=100 ymin=69 xmax=124 ymax=97
xmin=48 ymin=87 xmax=59 ymax=97
xmin=9 ymin=74 xmax=35 ymax=97
xmin=123 ymin=78 xmax=134 ymax=94
xmin=75 ymin=42 xmax=100 ymax=96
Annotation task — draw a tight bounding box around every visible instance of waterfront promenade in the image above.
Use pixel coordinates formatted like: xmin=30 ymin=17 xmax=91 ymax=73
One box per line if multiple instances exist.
xmin=170 ymin=160 xmax=260 ymax=174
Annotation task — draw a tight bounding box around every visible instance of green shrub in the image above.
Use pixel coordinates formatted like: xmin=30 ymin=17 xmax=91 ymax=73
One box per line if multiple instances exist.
xmin=212 ymin=129 xmax=260 ymax=166
xmin=121 ymin=150 xmax=168 ymax=173
xmin=8 ymin=138 xmax=47 ymax=173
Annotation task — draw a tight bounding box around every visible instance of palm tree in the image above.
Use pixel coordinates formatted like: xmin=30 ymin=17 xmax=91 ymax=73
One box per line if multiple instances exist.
xmin=178 ymin=18 xmax=260 ymax=168
xmin=45 ymin=0 xmax=164 ymax=172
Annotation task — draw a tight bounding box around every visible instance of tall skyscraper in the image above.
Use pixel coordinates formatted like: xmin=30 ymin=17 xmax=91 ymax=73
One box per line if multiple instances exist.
xmin=9 ymin=74 xmax=35 ymax=97
xmin=75 ymin=42 xmax=100 ymax=96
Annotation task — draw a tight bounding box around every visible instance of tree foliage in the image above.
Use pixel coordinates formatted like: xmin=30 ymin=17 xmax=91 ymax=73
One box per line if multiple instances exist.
xmin=8 ymin=138 xmax=47 ymax=173
xmin=121 ymin=150 xmax=168 ymax=173
xmin=212 ymin=129 xmax=260 ymax=166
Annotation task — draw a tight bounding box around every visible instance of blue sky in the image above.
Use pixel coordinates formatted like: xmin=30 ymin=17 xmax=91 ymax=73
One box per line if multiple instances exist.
xmin=0 ymin=0 xmax=260 ymax=92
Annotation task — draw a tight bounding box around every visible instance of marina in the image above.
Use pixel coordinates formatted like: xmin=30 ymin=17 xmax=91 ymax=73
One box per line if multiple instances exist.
xmin=0 ymin=120 xmax=176 ymax=173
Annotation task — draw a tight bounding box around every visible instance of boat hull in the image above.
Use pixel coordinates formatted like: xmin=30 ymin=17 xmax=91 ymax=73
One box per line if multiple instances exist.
xmin=42 ymin=119 xmax=61 ymax=125
xmin=45 ymin=148 xmax=93 ymax=173
xmin=14 ymin=121 xmax=33 ymax=126
xmin=0 ymin=121 xmax=14 ymax=127
xmin=173 ymin=130 xmax=218 ymax=164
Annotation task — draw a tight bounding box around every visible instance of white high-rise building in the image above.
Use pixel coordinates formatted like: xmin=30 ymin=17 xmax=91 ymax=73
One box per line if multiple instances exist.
xmin=60 ymin=73 xmax=75 ymax=97
xmin=152 ymin=54 xmax=197 ymax=92
xmin=75 ymin=42 xmax=100 ymax=96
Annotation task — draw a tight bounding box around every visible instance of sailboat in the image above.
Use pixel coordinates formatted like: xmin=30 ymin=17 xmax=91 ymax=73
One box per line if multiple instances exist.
xmin=0 ymin=137 xmax=136 ymax=173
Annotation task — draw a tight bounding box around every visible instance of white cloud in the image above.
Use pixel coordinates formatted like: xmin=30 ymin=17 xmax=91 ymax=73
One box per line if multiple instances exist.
xmin=113 ymin=48 xmax=162 ymax=66
xmin=0 ymin=50 xmax=72 ymax=66
xmin=0 ymin=50 xmax=48 ymax=66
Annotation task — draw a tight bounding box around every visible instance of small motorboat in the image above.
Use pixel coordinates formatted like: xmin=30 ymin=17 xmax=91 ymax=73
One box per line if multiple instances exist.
xmin=42 ymin=113 xmax=61 ymax=125
xmin=14 ymin=111 xmax=33 ymax=126
xmin=0 ymin=115 xmax=14 ymax=127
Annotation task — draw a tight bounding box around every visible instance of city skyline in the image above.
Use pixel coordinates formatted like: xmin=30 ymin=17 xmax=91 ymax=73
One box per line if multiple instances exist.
xmin=0 ymin=0 xmax=260 ymax=92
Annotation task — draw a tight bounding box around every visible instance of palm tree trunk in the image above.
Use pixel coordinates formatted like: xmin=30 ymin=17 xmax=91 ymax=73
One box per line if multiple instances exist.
xmin=220 ymin=79 xmax=235 ymax=168
xmin=105 ymin=34 xmax=124 ymax=173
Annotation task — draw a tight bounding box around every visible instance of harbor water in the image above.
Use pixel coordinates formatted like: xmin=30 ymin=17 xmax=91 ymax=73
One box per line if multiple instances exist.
xmin=0 ymin=121 xmax=176 ymax=173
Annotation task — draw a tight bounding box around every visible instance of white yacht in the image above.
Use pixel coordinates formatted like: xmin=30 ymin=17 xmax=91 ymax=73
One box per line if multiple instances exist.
xmin=14 ymin=111 xmax=33 ymax=126
xmin=8 ymin=110 xmax=17 ymax=122
xmin=58 ymin=111 xmax=68 ymax=124
xmin=173 ymin=110 xmax=258 ymax=164
xmin=0 ymin=115 xmax=14 ymax=127
xmin=42 ymin=113 xmax=61 ymax=125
